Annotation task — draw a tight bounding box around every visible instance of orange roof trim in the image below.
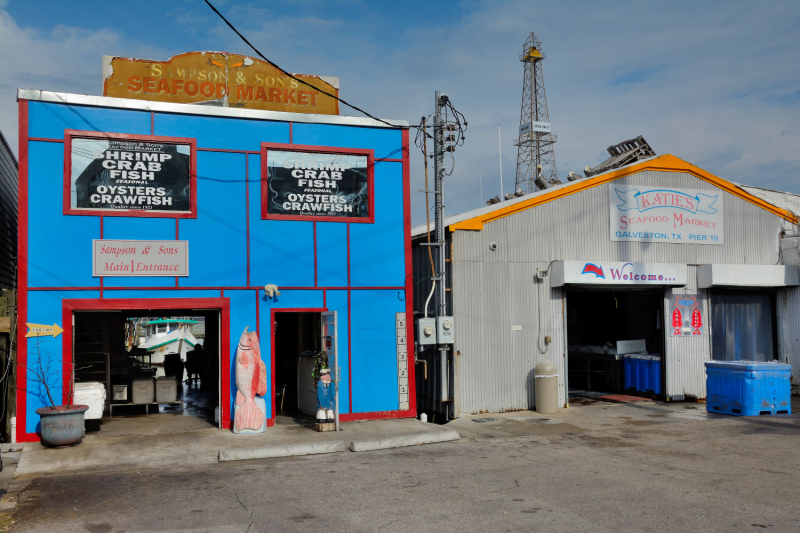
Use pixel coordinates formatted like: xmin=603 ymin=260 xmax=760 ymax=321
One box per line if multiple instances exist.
xmin=449 ymin=154 xmax=798 ymax=231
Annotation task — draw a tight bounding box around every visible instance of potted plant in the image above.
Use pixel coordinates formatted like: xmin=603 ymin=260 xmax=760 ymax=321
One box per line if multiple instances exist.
xmin=26 ymin=338 xmax=88 ymax=446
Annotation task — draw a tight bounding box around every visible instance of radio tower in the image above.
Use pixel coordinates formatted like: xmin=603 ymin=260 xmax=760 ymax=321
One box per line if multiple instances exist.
xmin=514 ymin=32 xmax=558 ymax=193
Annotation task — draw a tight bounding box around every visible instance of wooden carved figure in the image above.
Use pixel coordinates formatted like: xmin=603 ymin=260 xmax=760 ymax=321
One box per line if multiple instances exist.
xmin=233 ymin=327 xmax=267 ymax=434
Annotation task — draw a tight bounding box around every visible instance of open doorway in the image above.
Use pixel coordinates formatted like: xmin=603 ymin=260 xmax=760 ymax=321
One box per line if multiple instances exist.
xmin=72 ymin=308 xmax=220 ymax=437
xmin=273 ymin=311 xmax=323 ymax=426
xmin=566 ymin=289 xmax=664 ymax=402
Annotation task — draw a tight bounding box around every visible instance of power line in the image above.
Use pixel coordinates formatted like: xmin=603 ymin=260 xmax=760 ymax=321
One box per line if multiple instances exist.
xmin=204 ymin=0 xmax=402 ymax=130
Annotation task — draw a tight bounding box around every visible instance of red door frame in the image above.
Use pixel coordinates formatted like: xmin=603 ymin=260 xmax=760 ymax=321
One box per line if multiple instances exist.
xmin=56 ymin=298 xmax=231 ymax=436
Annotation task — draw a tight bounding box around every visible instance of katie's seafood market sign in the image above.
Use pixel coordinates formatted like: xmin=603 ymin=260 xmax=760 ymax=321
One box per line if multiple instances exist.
xmin=610 ymin=186 xmax=724 ymax=245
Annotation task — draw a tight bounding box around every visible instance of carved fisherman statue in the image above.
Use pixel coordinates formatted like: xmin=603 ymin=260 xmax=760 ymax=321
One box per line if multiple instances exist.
xmin=316 ymin=368 xmax=335 ymax=425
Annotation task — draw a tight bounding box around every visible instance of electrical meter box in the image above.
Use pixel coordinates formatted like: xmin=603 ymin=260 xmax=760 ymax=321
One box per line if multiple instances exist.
xmin=437 ymin=316 xmax=455 ymax=344
xmin=416 ymin=318 xmax=437 ymax=345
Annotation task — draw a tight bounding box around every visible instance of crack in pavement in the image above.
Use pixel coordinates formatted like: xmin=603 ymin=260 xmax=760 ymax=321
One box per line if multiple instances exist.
xmin=235 ymin=491 xmax=255 ymax=533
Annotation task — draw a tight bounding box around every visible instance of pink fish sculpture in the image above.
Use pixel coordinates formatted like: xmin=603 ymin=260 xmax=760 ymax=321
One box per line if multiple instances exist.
xmin=234 ymin=327 xmax=267 ymax=433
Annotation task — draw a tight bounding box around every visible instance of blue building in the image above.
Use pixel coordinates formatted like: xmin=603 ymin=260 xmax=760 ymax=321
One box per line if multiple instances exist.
xmin=16 ymin=89 xmax=415 ymax=442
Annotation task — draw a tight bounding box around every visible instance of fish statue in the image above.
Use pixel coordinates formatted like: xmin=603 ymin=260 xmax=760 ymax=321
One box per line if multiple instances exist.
xmin=233 ymin=327 xmax=268 ymax=433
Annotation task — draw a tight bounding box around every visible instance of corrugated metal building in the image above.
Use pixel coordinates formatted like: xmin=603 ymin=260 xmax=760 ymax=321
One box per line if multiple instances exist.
xmin=0 ymin=131 xmax=17 ymax=289
xmin=412 ymin=154 xmax=800 ymax=417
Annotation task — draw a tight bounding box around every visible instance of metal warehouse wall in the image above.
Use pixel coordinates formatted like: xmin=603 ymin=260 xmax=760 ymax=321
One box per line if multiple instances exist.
xmin=778 ymin=287 xmax=800 ymax=387
xmin=446 ymin=170 xmax=789 ymax=415
xmin=664 ymin=266 xmax=709 ymax=400
xmin=18 ymin=94 xmax=411 ymax=438
xmin=0 ymin=132 xmax=17 ymax=290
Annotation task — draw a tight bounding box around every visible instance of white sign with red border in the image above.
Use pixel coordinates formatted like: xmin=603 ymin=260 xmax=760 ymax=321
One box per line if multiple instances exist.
xmin=93 ymin=239 xmax=189 ymax=277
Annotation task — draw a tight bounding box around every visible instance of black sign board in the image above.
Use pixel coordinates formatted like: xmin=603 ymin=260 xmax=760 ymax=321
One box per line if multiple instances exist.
xmin=263 ymin=149 xmax=371 ymax=222
xmin=68 ymin=134 xmax=194 ymax=216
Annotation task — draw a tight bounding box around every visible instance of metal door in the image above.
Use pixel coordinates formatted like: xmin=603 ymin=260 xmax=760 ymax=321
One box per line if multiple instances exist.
xmin=321 ymin=311 xmax=340 ymax=431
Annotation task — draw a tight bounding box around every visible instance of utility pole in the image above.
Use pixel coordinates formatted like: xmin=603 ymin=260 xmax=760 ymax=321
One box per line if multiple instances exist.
xmin=433 ymin=91 xmax=448 ymax=413
xmin=498 ymin=125 xmax=504 ymax=198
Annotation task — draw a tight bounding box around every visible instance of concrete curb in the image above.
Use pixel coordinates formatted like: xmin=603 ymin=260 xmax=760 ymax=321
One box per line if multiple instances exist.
xmin=349 ymin=430 xmax=460 ymax=452
xmin=218 ymin=440 xmax=346 ymax=462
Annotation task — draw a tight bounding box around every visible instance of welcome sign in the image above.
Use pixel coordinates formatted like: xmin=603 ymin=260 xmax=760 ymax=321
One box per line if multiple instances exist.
xmin=609 ymin=186 xmax=724 ymax=245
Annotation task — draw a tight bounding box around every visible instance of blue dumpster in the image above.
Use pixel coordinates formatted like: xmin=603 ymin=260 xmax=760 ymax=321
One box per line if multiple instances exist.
xmin=623 ymin=354 xmax=662 ymax=394
xmin=705 ymin=361 xmax=792 ymax=416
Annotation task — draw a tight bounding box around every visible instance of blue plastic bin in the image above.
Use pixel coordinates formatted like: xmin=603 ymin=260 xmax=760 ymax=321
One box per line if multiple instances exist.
xmin=624 ymin=354 xmax=662 ymax=394
xmin=705 ymin=361 xmax=792 ymax=416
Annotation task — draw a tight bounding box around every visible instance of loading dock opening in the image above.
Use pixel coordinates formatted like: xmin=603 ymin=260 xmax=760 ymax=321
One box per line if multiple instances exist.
xmin=71 ymin=307 xmax=220 ymax=436
xmin=566 ymin=288 xmax=665 ymax=400
xmin=45 ymin=298 xmax=233 ymax=442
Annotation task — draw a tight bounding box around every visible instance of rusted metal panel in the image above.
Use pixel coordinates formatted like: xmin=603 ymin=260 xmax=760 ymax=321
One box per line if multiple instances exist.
xmin=103 ymin=52 xmax=340 ymax=115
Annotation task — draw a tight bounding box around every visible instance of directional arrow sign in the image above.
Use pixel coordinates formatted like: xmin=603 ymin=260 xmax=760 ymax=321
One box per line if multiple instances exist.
xmin=25 ymin=323 xmax=64 ymax=338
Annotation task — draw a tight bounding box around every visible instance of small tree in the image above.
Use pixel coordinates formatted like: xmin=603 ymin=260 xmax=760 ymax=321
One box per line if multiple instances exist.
xmin=21 ymin=337 xmax=81 ymax=410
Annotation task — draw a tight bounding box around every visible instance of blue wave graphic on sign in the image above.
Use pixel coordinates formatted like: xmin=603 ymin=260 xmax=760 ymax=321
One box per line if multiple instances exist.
xmin=614 ymin=188 xmax=718 ymax=215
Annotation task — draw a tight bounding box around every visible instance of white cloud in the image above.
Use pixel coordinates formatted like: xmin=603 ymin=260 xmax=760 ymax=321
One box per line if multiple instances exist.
xmin=0 ymin=7 xmax=167 ymax=155
xmin=2 ymin=1 xmax=799 ymax=227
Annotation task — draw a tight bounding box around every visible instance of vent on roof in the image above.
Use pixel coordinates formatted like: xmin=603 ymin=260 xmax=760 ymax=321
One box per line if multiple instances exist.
xmin=584 ymin=135 xmax=656 ymax=177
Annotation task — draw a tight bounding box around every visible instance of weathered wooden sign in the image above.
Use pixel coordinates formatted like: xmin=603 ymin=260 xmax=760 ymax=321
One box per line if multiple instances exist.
xmin=103 ymin=52 xmax=339 ymax=115
xmin=26 ymin=323 xmax=64 ymax=338
xmin=93 ymin=240 xmax=189 ymax=277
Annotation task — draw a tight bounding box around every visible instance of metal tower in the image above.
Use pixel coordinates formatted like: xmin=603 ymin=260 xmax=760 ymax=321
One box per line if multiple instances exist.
xmin=514 ymin=32 xmax=558 ymax=193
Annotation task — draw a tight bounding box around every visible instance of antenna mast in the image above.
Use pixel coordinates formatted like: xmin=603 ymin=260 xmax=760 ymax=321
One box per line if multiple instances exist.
xmin=514 ymin=32 xmax=558 ymax=193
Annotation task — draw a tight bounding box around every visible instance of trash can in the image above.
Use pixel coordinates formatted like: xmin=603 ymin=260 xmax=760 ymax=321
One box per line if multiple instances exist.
xmin=534 ymin=360 xmax=559 ymax=414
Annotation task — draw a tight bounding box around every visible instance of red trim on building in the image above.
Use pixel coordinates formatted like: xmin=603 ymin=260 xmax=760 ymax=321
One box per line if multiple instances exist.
xmin=401 ymin=129 xmax=417 ymax=416
xmin=268 ymin=307 xmax=327 ymax=426
xmin=313 ymin=222 xmax=318 ymax=287
xmin=16 ymin=99 xmax=30 ymax=443
xmin=28 ymin=137 xmax=63 ymax=144
xmin=255 ymin=289 xmax=260 ymax=340
xmin=27 ymin=285 xmax=405 ymax=291
xmin=339 ymin=409 xmax=414 ymax=422
xmin=198 ymin=147 xmax=259 ymax=155
xmin=18 ymin=297 xmax=231 ymax=443
xmin=99 ymin=216 xmax=104 ymax=297
xmin=346 ymin=222 xmax=353 ymax=413
xmin=246 ymin=154 xmax=251 ymax=287
xmin=62 ymin=130 xmax=198 ymax=219
xmin=260 ymin=142 xmax=375 ymax=224
xmin=347 ymin=289 xmax=353 ymax=414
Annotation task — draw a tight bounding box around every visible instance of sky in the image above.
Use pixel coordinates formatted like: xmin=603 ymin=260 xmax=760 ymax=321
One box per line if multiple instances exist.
xmin=1 ymin=0 xmax=799 ymax=226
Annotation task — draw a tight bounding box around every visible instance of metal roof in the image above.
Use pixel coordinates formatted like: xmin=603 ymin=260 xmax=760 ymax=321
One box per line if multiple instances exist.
xmin=17 ymin=89 xmax=409 ymax=129
xmin=411 ymin=154 xmax=798 ymax=236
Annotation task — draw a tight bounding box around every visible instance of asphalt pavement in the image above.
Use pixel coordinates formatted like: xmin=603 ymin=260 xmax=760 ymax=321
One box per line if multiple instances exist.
xmin=5 ymin=398 xmax=800 ymax=532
